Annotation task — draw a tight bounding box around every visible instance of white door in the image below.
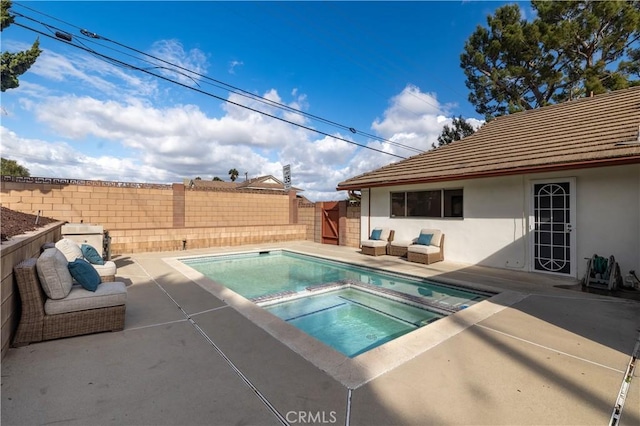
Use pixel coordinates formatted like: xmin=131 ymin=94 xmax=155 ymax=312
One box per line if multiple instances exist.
xmin=531 ymin=179 xmax=576 ymax=277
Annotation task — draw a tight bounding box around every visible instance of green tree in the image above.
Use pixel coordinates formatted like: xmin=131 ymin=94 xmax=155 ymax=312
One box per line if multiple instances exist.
xmin=433 ymin=116 xmax=476 ymax=149
xmin=461 ymin=1 xmax=640 ymax=119
xmin=228 ymin=168 xmax=239 ymax=182
xmin=1 ymin=157 xmax=30 ymax=176
xmin=1 ymin=0 xmax=42 ymax=92
xmin=212 ymin=176 xmax=223 ymax=181
xmin=535 ymin=0 xmax=640 ymax=96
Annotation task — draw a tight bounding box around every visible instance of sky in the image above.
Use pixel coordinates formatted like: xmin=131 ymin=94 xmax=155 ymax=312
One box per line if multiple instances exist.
xmin=1 ymin=1 xmax=529 ymax=201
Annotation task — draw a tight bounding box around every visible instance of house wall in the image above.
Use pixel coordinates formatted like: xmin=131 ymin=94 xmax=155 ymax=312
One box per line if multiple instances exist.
xmin=361 ymin=164 xmax=640 ymax=279
xmin=572 ymin=165 xmax=640 ymax=278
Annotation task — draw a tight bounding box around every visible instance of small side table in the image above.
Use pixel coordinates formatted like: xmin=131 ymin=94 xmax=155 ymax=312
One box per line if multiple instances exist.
xmin=388 ymin=241 xmax=411 ymax=257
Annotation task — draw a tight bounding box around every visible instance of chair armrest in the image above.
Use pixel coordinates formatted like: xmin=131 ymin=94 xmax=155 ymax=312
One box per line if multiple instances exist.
xmin=387 ymin=230 xmax=395 ymax=243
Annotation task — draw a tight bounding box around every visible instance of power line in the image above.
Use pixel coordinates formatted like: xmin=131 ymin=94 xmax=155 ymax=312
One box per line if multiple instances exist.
xmin=10 ymin=2 xmax=423 ymax=156
xmin=10 ymin=19 xmax=409 ymax=161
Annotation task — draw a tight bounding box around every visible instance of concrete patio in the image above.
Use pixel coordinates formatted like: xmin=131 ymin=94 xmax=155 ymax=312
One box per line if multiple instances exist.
xmin=2 ymin=241 xmax=639 ymax=425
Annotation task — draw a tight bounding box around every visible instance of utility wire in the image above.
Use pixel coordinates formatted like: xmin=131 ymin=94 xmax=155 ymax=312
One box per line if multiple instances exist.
xmin=11 ymin=19 xmax=409 ymax=160
xmin=10 ymin=2 xmax=422 ymax=156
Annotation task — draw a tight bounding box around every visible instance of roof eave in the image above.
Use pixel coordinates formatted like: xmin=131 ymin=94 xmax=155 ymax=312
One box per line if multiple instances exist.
xmin=336 ymin=156 xmax=640 ymax=191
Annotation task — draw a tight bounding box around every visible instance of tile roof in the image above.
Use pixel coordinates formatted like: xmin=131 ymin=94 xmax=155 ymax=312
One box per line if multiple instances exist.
xmin=337 ymin=86 xmax=640 ymax=190
xmin=185 ymin=175 xmax=302 ymax=192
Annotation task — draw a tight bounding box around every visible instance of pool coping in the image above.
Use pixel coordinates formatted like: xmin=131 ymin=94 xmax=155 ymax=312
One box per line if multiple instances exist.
xmin=165 ymin=248 xmax=529 ymax=389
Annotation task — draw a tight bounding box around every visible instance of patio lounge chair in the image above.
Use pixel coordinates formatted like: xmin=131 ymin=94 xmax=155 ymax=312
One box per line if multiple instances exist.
xmin=11 ymin=248 xmax=127 ymax=346
xmin=407 ymin=229 xmax=445 ymax=265
xmin=55 ymin=238 xmax=117 ymax=282
xmin=361 ymin=228 xmax=394 ymax=256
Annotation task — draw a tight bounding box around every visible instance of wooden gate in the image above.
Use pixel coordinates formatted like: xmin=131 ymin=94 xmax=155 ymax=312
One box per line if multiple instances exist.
xmin=321 ymin=202 xmax=339 ymax=245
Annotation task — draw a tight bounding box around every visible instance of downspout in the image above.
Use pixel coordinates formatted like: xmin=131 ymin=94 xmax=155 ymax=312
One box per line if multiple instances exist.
xmin=368 ymin=188 xmax=371 ymax=238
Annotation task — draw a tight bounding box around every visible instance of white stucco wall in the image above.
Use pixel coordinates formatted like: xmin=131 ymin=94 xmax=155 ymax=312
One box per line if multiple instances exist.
xmin=360 ymin=164 xmax=640 ymax=279
xmin=573 ymin=165 xmax=640 ymax=279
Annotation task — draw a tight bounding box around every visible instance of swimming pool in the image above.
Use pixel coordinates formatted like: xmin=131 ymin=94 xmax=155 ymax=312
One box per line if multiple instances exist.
xmin=181 ymin=250 xmax=492 ymax=357
xmin=262 ymin=287 xmax=445 ymax=357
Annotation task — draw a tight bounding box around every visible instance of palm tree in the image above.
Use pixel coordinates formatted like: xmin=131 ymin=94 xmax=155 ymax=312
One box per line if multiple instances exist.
xmin=228 ymin=168 xmax=239 ymax=182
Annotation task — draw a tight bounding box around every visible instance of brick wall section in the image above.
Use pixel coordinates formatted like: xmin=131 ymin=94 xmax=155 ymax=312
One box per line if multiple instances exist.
xmin=344 ymin=202 xmax=361 ymax=248
xmin=1 ymin=177 xmax=360 ymax=253
xmin=108 ymin=224 xmax=307 ymax=254
xmin=1 ymin=180 xmax=173 ymax=229
xmin=339 ymin=201 xmax=348 ymax=246
xmin=184 ymin=190 xmax=289 ymax=227
xmin=1 ymin=222 xmax=64 ymax=359
xmin=314 ymin=204 xmax=323 ymax=243
xmin=297 ymin=203 xmax=316 ymax=241
xmin=172 ymin=183 xmax=185 ymax=227
xmin=289 ymin=191 xmax=298 ymax=224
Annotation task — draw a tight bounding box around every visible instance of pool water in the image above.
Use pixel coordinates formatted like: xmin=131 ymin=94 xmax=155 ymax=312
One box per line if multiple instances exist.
xmin=181 ymin=250 xmax=491 ymax=357
xmin=182 ymin=250 xmax=486 ymax=309
xmin=263 ymin=288 xmax=444 ymax=357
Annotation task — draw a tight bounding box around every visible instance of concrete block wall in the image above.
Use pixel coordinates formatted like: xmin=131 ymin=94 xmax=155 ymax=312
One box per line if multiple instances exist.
xmin=1 ymin=222 xmax=64 ymax=359
xmin=297 ymin=203 xmax=316 ymax=241
xmin=185 ymin=191 xmax=289 ymax=227
xmin=1 ymin=177 xmax=361 ymax=253
xmin=1 ymin=180 xmax=173 ymax=229
xmin=343 ymin=202 xmax=361 ymax=248
xmin=108 ymin=224 xmax=307 ymax=254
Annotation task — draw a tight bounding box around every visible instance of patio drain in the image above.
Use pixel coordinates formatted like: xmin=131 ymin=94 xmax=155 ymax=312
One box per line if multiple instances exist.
xmin=609 ymin=332 xmax=640 ymax=426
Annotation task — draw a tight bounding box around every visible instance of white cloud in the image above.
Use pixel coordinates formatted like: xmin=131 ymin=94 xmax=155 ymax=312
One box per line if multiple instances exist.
xmin=370 ymin=84 xmax=454 ymax=153
xmin=228 ymin=60 xmax=244 ymax=74
xmin=30 ymin=48 xmax=157 ymax=98
xmin=0 ymin=126 xmax=175 ymax=183
xmin=147 ymin=39 xmax=209 ymax=86
xmin=3 ymin=44 xmax=481 ymax=201
xmin=6 ymin=82 xmax=483 ymax=200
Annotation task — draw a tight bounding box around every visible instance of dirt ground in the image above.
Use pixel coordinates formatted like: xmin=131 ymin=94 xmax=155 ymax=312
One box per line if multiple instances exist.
xmin=0 ymin=207 xmax=58 ymax=242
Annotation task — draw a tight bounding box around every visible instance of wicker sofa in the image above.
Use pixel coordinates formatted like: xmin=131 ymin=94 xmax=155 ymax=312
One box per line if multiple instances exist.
xmin=407 ymin=229 xmax=445 ymax=265
xmin=12 ymin=248 xmax=127 ymax=346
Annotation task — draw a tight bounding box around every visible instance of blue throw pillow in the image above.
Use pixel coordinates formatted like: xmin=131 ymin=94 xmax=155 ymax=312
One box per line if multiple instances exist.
xmin=417 ymin=233 xmax=433 ymax=246
xmin=81 ymin=244 xmax=104 ymax=265
xmin=370 ymin=229 xmax=382 ymax=240
xmin=68 ymin=259 xmax=101 ymax=292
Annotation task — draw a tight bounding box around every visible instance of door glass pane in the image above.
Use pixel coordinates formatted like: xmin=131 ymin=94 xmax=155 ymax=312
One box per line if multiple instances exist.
xmin=533 ymin=182 xmax=572 ymax=275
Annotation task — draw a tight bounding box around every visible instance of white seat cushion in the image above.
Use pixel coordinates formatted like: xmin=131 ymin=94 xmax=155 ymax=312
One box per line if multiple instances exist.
xmin=390 ymin=240 xmax=412 ymax=248
xmin=55 ymin=238 xmax=84 ymax=262
xmin=55 ymin=238 xmax=116 ymax=278
xmin=36 ymin=248 xmax=74 ymax=300
xmin=361 ymin=240 xmax=388 ymax=248
xmin=408 ymin=244 xmax=441 ymax=255
xmin=44 ymin=281 xmax=127 ymax=315
xmin=92 ymin=261 xmax=117 ymax=277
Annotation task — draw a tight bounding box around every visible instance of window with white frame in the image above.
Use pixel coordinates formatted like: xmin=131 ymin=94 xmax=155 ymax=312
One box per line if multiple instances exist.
xmin=390 ymin=189 xmax=463 ymax=218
